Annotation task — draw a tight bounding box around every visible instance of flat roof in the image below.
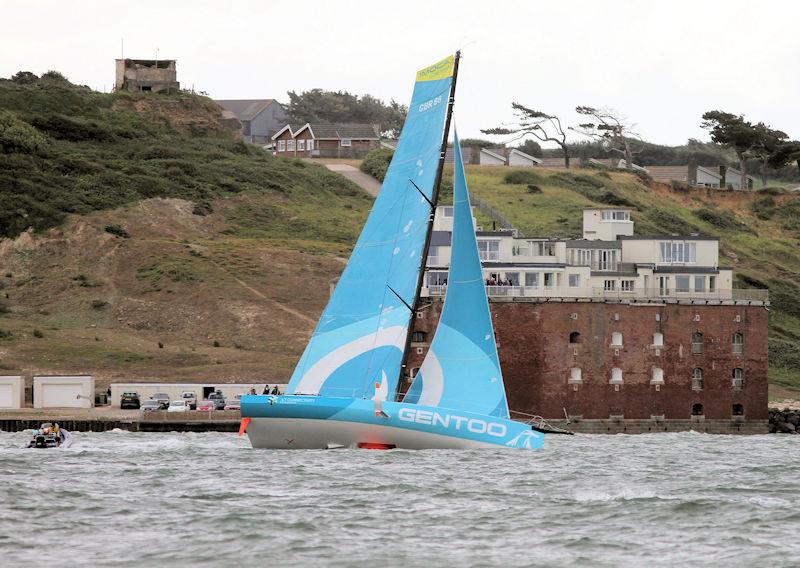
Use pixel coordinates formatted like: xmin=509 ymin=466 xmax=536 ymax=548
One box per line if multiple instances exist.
xmin=618 ymin=235 xmax=719 ymax=241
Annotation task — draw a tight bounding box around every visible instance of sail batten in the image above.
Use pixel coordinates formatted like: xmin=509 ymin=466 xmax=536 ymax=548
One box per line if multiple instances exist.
xmin=286 ymin=55 xmax=456 ymax=400
xmin=405 ymin=130 xmax=510 ymax=418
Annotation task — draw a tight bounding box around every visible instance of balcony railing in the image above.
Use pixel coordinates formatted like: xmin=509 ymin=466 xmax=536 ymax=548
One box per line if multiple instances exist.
xmin=421 ymin=286 xmax=769 ymax=302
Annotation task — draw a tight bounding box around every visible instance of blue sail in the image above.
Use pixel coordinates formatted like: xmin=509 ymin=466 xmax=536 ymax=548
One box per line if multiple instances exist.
xmin=404 ymin=131 xmax=510 ymax=418
xmin=285 ymin=55 xmax=455 ymax=401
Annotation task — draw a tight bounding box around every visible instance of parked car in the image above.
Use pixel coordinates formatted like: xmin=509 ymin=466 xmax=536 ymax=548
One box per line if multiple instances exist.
xmin=167 ymin=400 xmax=188 ymax=413
xmin=208 ymin=392 xmax=226 ymax=410
xmin=120 ymin=392 xmax=141 ymax=409
xmin=196 ymin=400 xmax=214 ymax=411
xmin=151 ymin=393 xmax=170 ymax=409
xmin=181 ymin=391 xmax=197 ymax=410
xmin=141 ymin=399 xmax=163 ymax=412
xmin=223 ymin=399 xmax=241 ymax=411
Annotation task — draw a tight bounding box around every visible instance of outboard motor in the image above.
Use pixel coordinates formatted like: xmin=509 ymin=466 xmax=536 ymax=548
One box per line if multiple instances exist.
xmin=34 ymin=434 xmax=47 ymax=448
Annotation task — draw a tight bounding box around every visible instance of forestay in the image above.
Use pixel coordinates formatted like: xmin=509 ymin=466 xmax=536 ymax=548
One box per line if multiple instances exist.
xmin=404 ymin=131 xmax=510 ymax=418
xmin=286 ymin=55 xmax=455 ymax=401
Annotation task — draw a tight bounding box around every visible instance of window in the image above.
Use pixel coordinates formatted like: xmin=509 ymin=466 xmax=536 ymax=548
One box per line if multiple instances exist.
xmin=411 ymin=331 xmax=427 ymax=343
xmin=568 ymin=274 xmax=580 ymax=288
xmin=732 ymin=332 xmax=744 ymax=354
xmin=611 ymin=332 xmax=623 ymax=347
xmin=691 ymin=332 xmax=703 ymax=354
xmin=659 ymin=276 xmax=670 ymax=296
xmin=604 ymin=280 xmax=616 ymax=291
xmin=732 ymin=368 xmax=744 ymax=390
xmin=525 ymin=273 xmax=539 ymax=287
xmin=544 ymin=273 xmax=555 ymax=288
xmin=692 ymin=368 xmax=704 ymax=390
xmin=569 ymin=368 xmax=582 ymax=384
xmin=307 ymin=139 xmax=314 ymax=150
xmin=598 ymin=249 xmax=617 ymax=271
xmin=340 ymin=138 xmax=352 ymax=147
xmin=601 ymin=210 xmax=630 ymax=221
xmin=709 ymin=276 xmax=716 ymax=292
xmin=651 ymin=367 xmax=664 ymax=384
xmin=732 ymin=403 xmax=744 ymax=416
xmin=441 ymin=206 xmax=454 ymax=218
xmin=692 ymin=403 xmax=704 ymax=416
xmin=694 ymin=276 xmax=705 ymax=292
xmin=571 ymin=249 xmax=592 ymax=267
xmin=652 ymin=332 xmax=664 ymax=347
xmin=506 ymin=272 xmax=520 ymax=286
xmin=676 ymin=276 xmax=690 ymax=293
xmin=427 ymin=271 xmax=448 ymax=286
xmin=610 ymin=368 xmax=623 ymax=384
xmin=277 ymin=140 xmax=286 ymax=152
xmin=621 ymin=280 xmax=634 ymax=292
xmin=286 ymin=139 xmax=295 ymax=152
xmin=297 ymin=139 xmax=306 ymax=151
xmin=569 ymin=331 xmax=581 ymax=344
xmin=477 ymin=240 xmax=500 ymax=261
xmin=659 ymin=241 xmax=697 ymax=264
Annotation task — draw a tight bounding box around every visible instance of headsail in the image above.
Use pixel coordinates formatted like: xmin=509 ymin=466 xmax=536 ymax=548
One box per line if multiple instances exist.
xmin=404 ymin=130 xmax=510 ymax=418
xmin=286 ymin=55 xmax=457 ymax=401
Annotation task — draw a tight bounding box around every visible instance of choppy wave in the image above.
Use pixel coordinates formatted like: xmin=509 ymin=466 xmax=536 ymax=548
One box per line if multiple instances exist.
xmin=0 ymin=431 xmax=798 ymax=567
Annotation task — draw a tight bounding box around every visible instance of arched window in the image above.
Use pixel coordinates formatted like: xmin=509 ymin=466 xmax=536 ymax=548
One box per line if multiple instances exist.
xmin=611 ymin=332 xmax=623 ymax=347
xmin=691 ymin=368 xmax=703 ymax=390
xmin=610 ymin=368 xmax=623 ymax=384
xmin=732 ymin=368 xmax=744 ymax=390
xmin=732 ymin=403 xmax=744 ymax=416
xmin=652 ymin=332 xmax=664 ymax=347
xmin=569 ymin=331 xmax=581 ymax=344
xmin=691 ymin=332 xmax=703 ymax=354
xmin=411 ymin=331 xmax=427 ymax=343
xmin=651 ymin=367 xmax=664 ymax=384
xmin=568 ymin=368 xmax=582 ymax=384
xmin=692 ymin=403 xmax=704 ymax=416
xmin=732 ymin=332 xmax=744 ymax=354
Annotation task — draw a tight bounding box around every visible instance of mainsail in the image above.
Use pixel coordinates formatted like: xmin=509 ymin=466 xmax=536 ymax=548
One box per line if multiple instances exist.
xmin=404 ymin=131 xmax=510 ymax=418
xmin=285 ymin=55 xmax=456 ymax=401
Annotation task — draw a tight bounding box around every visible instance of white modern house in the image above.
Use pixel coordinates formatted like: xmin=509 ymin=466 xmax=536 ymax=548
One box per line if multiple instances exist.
xmin=422 ymin=206 xmax=767 ymax=304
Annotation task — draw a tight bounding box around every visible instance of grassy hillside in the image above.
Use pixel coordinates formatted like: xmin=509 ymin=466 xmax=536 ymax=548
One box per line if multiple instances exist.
xmin=0 ymin=73 xmax=372 ymax=389
xmin=463 ymin=165 xmax=800 ymax=397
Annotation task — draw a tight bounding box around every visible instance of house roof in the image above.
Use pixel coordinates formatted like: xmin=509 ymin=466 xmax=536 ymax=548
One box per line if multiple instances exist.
xmin=696 ymin=166 xmax=722 ymax=180
xmin=480 ymin=148 xmax=506 ymax=162
xmin=508 ymin=148 xmax=542 ymax=164
xmin=724 ymin=167 xmax=756 ymax=181
xmin=645 ymin=165 xmax=692 ymax=182
xmin=215 ymin=99 xmax=277 ymax=121
xmin=301 ymin=123 xmax=379 ymax=140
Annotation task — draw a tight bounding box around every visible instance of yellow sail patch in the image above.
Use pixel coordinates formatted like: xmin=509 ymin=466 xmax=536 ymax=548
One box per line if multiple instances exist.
xmin=416 ymin=55 xmax=455 ymax=82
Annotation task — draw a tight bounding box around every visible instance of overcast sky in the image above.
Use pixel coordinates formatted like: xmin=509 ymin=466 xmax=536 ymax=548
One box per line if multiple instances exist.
xmin=3 ymin=0 xmax=798 ymax=147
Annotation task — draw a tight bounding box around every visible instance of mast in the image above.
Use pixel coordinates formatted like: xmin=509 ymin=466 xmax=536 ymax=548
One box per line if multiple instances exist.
xmin=395 ymin=50 xmax=461 ymax=394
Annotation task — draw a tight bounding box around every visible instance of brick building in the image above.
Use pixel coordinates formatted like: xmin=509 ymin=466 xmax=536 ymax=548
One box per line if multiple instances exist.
xmin=406 ymin=206 xmax=769 ymax=433
xmin=272 ymin=123 xmax=380 ymax=158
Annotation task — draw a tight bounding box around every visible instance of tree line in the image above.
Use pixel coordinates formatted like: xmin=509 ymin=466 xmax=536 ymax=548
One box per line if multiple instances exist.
xmin=482 ymin=103 xmax=800 ymax=186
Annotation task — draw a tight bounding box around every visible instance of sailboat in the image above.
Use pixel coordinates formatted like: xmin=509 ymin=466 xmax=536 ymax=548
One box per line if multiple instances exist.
xmin=240 ymin=53 xmax=543 ymax=450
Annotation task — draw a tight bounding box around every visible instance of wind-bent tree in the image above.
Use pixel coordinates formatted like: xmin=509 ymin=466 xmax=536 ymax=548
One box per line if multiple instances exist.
xmin=701 ymin=111 xmax=760 ymax=190
xmin=482 ymin=102 xmax=571 ymax=167
xmin=752 ymin=124 xmax=789 ymax=186
xmin=570 ymin=106 xmax=642 ymax=170
xmin=768 ymin=140 xmax=800 ymax=173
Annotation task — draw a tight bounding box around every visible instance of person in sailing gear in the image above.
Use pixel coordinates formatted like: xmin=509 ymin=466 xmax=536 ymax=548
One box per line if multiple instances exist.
xmin=262 ymin=385 xmax=270 ymax=395
xmin=271 ymin=385 xmax=279 ymax=395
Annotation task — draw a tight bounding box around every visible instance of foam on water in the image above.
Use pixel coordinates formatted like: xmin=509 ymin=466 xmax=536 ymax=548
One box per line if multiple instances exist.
xmin=0 ymin=431 xmax=798 ymax=566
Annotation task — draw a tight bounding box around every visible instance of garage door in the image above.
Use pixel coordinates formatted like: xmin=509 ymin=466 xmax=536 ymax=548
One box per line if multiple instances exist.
xmin=41 ymin=384 xmax=83 ymax=408
xmin=0 ymin=384 xmax=13 ymax=408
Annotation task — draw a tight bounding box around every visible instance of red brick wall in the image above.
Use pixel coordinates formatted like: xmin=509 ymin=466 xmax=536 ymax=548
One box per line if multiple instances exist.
xmin=408 ymin=301 xmax=768 ymax=421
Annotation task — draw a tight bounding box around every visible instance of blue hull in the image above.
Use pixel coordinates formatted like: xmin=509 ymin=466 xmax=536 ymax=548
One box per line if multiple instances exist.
xmin=240 ymin=395 xmax=544 ymax=450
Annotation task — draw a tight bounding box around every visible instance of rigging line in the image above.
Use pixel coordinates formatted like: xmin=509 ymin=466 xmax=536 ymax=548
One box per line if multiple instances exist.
xmin=408 ymin=179 xmax=434 ymax=209
xmin=386 ymin=285 xmax=414 ymax=313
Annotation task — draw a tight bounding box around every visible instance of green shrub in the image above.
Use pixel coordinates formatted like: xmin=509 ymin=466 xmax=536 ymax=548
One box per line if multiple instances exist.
xmin=104 ymin=224 xmax=130 ymax=238
xmin=359 ymin=148 xmax=394 ymax=182
xmin=0 ymin=329 xmax=12 ymax=339
xmin=750 ymin=196 xmax=776 ymax=220
xmin=31 ymin=113 xmax=114 ymax=142
xmin=504 ymin=170 xmax=543 ymax=185
xmin=0 ymin=110 xmax=49 ymax=154
xmin=192 ymin=201 xmax=213 ymax=216
xmin=670 ymin=179 xmax=691 ymax=192
xmin=526 ymin=184 xmax=542 ymax=194
xmin=758 ymin=186 xmax=784 ymax=195
xmin=694 ymin=207 xmax=755 ymax=234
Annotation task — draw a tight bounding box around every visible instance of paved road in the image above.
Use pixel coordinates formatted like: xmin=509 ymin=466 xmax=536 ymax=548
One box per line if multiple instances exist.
xmin=324 ymin=163 xmax=381 ymax=197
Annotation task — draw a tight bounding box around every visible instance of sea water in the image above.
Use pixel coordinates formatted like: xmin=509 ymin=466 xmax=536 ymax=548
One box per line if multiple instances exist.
xmin=0 ymin=431 xmax=798 ymax=567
